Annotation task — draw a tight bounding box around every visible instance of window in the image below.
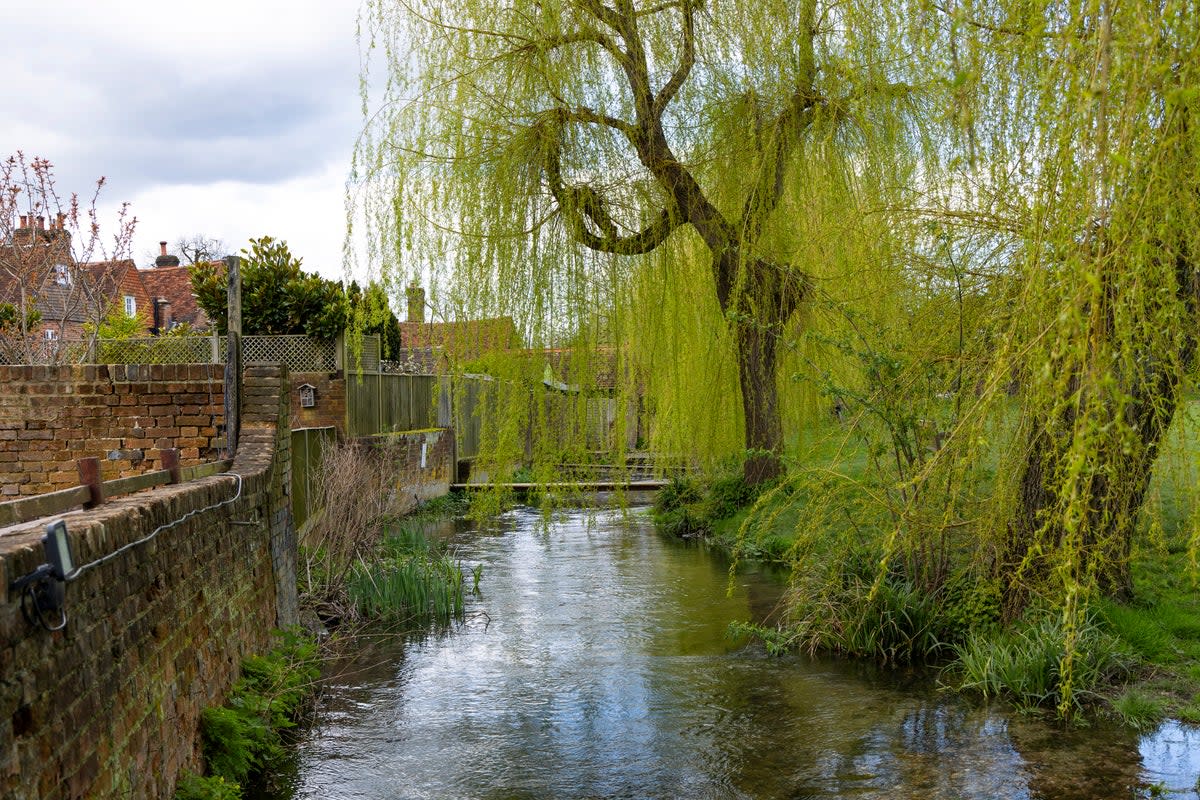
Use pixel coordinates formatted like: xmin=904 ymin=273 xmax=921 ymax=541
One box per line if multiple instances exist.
xmin=124 ymin=295 xmax=136 ymax=317
xmin=44 ymin=329 xmax=58 ymax=341
xmin=53 ymin=264 xmax=71 ymax=286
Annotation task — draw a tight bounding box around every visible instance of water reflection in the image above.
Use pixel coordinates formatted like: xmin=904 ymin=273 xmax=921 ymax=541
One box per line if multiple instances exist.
xmin=285 ymin=506 xmax=1199 ymax=800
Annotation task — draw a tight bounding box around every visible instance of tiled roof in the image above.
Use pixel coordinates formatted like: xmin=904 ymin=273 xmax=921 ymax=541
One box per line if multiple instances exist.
xmin=140 ymin=263 xmax=215 ymax=330
xmin=398 ymin=317 xmax=520 ymax=360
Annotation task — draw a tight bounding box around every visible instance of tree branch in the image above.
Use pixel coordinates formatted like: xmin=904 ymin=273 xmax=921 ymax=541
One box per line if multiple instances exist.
xmin=652 ymin=0 xmax=695 ymax=115
xmin=540 ymin=118 xmax=682 ymax=255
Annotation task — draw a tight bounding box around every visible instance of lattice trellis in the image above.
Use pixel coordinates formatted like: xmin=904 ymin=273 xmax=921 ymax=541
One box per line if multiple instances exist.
xmin=242 ymin=335 xmax=337 ymax=372
xmin=94 ymin=336 xmax=219 ymax=365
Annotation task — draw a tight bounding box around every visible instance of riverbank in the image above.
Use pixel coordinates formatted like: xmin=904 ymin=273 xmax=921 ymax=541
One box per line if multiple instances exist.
xmin=653 ymin=454 xmax=1200 ymax=727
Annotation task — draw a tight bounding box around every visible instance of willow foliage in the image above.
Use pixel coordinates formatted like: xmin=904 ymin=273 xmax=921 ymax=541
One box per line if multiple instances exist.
xmin=354 ymin=0 xmax=938 ymax=480
xmin=356 ymin=0 xmax=1200 ymax=712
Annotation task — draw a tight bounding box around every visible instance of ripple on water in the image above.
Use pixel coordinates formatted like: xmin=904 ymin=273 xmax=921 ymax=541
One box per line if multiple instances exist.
xmin=283 ymin=507 xmax=1200 ymax=800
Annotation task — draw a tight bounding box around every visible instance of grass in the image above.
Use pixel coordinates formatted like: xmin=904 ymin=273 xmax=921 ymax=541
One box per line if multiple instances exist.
xmin=660 ymin=408 xmax=1200 ymax=725
xmin=948 ymin=613 xmax=1135 ymax=716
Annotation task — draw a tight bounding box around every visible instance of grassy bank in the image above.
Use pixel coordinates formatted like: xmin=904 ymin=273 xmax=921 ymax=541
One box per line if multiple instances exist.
xmin=655 ymin=427 xmax=1200 ymax=726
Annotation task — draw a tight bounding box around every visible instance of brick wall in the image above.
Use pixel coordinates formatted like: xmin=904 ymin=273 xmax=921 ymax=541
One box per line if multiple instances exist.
xmin=366 ymin=428 xmax=455 ymax=516
xmin=0 ymin=368 xmax=294 ymax=799
xmin=0 ymin=364 xmax=225 ymax=497
xmin=289 ymin=370 xmax=345 ymax=432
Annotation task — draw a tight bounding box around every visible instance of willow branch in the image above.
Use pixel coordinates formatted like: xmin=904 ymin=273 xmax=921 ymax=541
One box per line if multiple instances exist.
xmin=739 ymin=98 xmax=819 ymax=245
xmin=541 ymin=127 xmax=682 ymax=255
xmin=653 ymin=0 xmax=695 ymax=115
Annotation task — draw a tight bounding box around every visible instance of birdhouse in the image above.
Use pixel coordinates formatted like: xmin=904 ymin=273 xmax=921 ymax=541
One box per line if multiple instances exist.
xmin=298 ymin=383 xmax=317 ymax=408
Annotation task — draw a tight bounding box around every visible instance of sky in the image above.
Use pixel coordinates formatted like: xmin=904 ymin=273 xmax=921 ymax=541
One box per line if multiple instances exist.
xmin=1 ymin=0 xmax=368 ymax=281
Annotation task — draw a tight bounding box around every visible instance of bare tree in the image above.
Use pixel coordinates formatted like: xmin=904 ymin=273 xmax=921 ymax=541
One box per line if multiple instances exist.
xmin=0 ymin=153 xmax=137 ymax=364
xmin=174 ymin=234 xmax=227 ymax=266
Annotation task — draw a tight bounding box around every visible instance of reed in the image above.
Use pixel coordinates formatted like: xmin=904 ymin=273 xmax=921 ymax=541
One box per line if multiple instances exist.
xmin=347 ymin=526 xmax=467 ymax=625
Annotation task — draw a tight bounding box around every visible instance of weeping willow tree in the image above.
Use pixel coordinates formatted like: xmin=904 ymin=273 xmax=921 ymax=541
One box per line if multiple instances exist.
xmin=911 ymin=1 xmax=1200 ymax=620
xmin=353 ymin=0 xmax=932 ymax=482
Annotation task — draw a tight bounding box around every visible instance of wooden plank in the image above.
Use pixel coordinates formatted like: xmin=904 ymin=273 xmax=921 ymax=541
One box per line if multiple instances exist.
xmin=0 ymin=459 xmax=236 ymax=530
xmin=450 ymin=481 xmax=668 ymax=492
xmin=181 ymin=460 xmax=235 ymax=481
xmin=105 ymin=472 xmax=170 ymax=497
xmin=0 ymin=486 xmax=92 ymax=528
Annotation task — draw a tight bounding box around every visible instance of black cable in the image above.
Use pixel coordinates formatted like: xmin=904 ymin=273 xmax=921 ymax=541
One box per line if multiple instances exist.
xmin=20 ymin=582 xmax=67 ymax=632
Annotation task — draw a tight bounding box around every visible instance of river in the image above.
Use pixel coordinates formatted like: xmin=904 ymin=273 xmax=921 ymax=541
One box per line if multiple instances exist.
xmin=277 ymin=505 xmax=1200 ymax=799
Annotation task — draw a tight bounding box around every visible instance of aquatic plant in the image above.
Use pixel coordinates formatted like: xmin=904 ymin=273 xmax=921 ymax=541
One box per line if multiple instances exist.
xmin=347 ymin=526 xmax=467 ymax=624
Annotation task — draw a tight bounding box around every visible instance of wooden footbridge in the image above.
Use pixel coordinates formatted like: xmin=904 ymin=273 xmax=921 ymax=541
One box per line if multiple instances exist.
xmin=450 ymin=452 xmax=673 ymax=493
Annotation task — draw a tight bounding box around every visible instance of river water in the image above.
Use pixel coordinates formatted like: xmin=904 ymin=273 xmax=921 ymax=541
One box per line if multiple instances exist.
xmin=280 ymin=505 xmax=1200 ymax=799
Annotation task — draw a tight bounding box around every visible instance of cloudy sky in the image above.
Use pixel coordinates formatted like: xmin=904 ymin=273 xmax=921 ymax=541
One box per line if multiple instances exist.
xmin=1 ymin=0 xmax=368 ymax=281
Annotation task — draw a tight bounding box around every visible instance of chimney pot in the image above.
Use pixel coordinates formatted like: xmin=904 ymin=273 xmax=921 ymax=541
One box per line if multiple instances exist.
xmin=406 ymin=283 xmax=426 ymax=324
xmin=160 ymin=241 xmax=168 ymax=257
xmin=36 ymin=215 xmax=44 ymax=230
xmin=19 ymin=215 xmax=28 ymax=228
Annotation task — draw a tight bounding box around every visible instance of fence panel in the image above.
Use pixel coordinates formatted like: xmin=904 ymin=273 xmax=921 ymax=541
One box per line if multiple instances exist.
xmin=290 ymin=426 xmax=336 ymax=532
xmin=455 ymin=376 xmax=486 ymax=459
xmin=410 ymin=375 xmax=435 ymax=429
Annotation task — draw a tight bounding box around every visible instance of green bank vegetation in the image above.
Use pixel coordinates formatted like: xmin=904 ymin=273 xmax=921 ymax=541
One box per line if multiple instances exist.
xmin=174 ymin=628 xmax=321 ymax=800
xmin=656 ymin=405 xmax=1200 ymax=723
xmin=353 ymin=0 xmax=1200 ymax=720
xmin=298 ymin=440 xmax=473 ymax=629
xmin=176 ymin=443 xmax=476 ymax=799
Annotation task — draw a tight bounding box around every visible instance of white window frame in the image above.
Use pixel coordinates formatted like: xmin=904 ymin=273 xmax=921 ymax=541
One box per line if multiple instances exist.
xmin=44 ymin=328 xmax=59 ymax=341
xmin=124 ymin=295 xmax=136 ymax=317
xmin=53 ymin=263 xmax=71 ymax=286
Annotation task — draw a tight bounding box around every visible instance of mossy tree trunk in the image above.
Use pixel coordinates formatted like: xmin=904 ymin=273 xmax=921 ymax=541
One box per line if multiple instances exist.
xmin=1001 ymin=243 xmax=1199 ymax=618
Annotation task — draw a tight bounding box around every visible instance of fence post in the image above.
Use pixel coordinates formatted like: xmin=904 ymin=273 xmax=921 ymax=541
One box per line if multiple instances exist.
xmin=161 ymin=448 xmax=182 ymax=484
xmin=224 ymin=255 xmax=242 ymax=456
xmin=77 ymin=457 xmax=104 ymax=509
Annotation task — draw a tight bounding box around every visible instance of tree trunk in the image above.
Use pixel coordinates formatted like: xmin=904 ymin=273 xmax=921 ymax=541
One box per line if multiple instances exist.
xmin=736 ymin=318 xmax=785 ymax=485
xmin=1001 ymin=369 xmax=1183 ymax=618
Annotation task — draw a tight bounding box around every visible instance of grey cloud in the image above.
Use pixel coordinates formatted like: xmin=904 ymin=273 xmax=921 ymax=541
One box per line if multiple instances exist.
xmin=3 ymin=35 xmax=360 ymax=198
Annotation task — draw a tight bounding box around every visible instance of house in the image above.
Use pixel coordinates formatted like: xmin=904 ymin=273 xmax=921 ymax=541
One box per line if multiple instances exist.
xmin=398 ymin=283 xmax=521 ymax=364
xmin=0 ymin=214 xmax=150 ymax=346
xmin=138 ymin=241 xmax=216 ymax=332
xmin=81 ymin=258 xmax=153 ymax=330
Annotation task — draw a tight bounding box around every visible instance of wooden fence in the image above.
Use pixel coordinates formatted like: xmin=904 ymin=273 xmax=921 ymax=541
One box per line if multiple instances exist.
xmin=290 ymin=427 xmax=338 ymax=532
xmin=345 ymin=373 xmax=440 ymax=438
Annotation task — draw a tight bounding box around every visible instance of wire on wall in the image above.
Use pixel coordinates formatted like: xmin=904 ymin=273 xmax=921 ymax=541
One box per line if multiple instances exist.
xmin=64 ymin=473 xmax=244 ymax=582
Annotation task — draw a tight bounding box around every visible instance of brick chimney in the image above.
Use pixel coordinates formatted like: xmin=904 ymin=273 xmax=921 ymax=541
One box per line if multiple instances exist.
xmin=154 ymin=298 xmax=173 ymax=333
xmin=406 ymin=282 xmax=426 ymax=324
xmin=155 ymin=241 xmax=181 ymax=268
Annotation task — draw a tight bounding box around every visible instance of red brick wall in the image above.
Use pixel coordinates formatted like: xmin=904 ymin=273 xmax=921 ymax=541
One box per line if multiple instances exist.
xmin=289 ymin=370 xmax=345 ymax=432
xmin=0 ymin=364 xmax=225 ymax=497
xmin=0 ymin=367 xmax=293 ymax=799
